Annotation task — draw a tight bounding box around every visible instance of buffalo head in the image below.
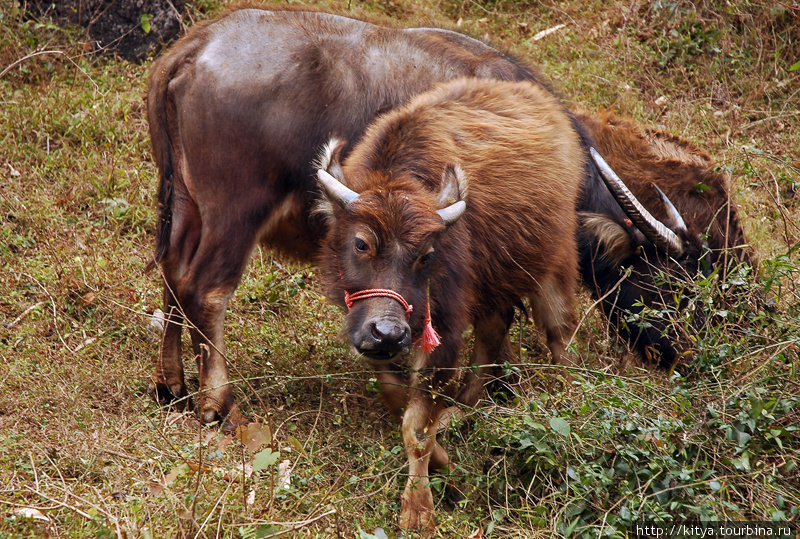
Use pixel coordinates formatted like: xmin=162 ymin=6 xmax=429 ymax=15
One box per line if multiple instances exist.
xmin=315 ymin=140 xmax=467 ymax=362
xmin=581 ymin=149 xmax=705 ymax=368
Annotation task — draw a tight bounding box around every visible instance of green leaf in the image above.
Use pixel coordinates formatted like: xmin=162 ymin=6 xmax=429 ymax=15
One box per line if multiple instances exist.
xmin=566 ymin=466 xmax=580 ymax=481
xmin=564 ymin=515 xmax=581 ymax=536
xmin=550 ymin=417 xmax=571 ymax=438
xmin=565 ymin=500 xmax=585 ymax=518
xmin=524 ymin=415 xmax=546 ymax=431
xmin=732 ymin=452 xmax=751 ymax=472
xmin=287 ymin=435 xmax=309 ymax=459
xmin=789 ymin=61 xmax=800 ymax=72
xmin=140 ymin=13 xmax=153 ymax=34
xmin=693 ymin=182 xmax=711 ymax=192
xmin=358 ymin=528 xmax=388 ymax=539
xmin=252 ymin=448 xmax=280 ymax=472
xmin=534 ymin=442 xmax=551 ymax=452
xmin=709 ymin=480 xmax=721 ymax=491
xmin=749 ymin=394 xmax=764 ymax=419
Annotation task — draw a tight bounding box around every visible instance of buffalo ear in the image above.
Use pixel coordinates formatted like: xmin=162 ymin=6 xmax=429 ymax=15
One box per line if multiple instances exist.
xmin=579 ymin=213 xmax=636 ymax=266
xmin=437 ymin=163 xmax=469 ymax=208
xmin=436 ymin=164 xmax=468 ymax=227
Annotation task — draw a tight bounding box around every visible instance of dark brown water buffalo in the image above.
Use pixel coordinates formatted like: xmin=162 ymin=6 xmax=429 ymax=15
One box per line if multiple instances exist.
xmin=315 ymin=77 xmax=586 ymax=529
xmin=146 ymin=7 xmax=549 ymax=426
xmin=145 ymin=7 xmax=747 ymax=427
xmin=575 ymin=112 xmax=753 ymax=366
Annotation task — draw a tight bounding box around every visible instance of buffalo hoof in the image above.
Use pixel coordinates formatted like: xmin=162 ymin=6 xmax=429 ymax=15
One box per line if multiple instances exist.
xmin=147 ymin=380 xmax=189 ymax=411
xmin=400 ymin=487 xmax=436 ymax=532
xmin=200 ymin=402 xmax=249 ymax=434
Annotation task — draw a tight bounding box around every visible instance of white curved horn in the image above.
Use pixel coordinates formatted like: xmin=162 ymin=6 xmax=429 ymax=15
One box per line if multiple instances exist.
xmin=317 ymin=168 xmax=359 ymax=208
xmin=653 ymin=184 xmax=688 ymax=233
xmin=590 ymin=148 xmax=684 ymax=257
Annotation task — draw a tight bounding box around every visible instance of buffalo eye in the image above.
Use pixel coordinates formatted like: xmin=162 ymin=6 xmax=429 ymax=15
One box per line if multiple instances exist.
xmin=420 ymin=251 xmax=436 ymax=266
xmin=354 ymin=238 xmax=369 ymax=253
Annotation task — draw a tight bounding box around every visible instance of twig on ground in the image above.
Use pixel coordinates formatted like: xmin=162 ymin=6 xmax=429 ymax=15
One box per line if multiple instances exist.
xmin=4 ymin=302 xmax=44 ymax=330
xmin=195 ymin=479 xmax=235 ymax=539
xmin=234 ymin=509 xmax=338 ymax=539
xmin=23 ymin=485 xmax=94 ymax=521
xmin=0 ymin=50 xmax=99 ymax=93
xmin=101 ymin=448 xmax=151 ymax=464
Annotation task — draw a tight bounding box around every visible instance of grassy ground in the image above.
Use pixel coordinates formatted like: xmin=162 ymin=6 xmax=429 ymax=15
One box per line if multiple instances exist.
xmin=1 ymin=0 xmax=798 ymax=537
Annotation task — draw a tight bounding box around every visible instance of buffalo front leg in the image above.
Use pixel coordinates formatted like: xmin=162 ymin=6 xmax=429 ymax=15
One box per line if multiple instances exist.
xmin=372 ymin=365 xmax=452 ymax=474
xmin=372 ymin=364 xmax=409 ymax=418
xmin=397 ymin=326 xmax=465 ymax=530
xmin=399 ymin=361 xmax=447 ymax=531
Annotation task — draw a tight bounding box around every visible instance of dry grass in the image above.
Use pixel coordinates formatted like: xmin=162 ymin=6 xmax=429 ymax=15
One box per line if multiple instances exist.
xmin=1 ymin=0 xmax=798 ymax=537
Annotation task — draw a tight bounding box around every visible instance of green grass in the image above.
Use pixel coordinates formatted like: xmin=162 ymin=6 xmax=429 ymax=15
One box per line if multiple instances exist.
xmin=1 ymin=0 xmax=798 ymax=537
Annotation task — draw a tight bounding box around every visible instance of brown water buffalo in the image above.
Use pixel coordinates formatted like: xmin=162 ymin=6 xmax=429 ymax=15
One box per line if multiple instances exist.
xmin=315 ymin=77 xmax=586 ymax=529
xmin=145 ymin=7 xmax=747 ymax=428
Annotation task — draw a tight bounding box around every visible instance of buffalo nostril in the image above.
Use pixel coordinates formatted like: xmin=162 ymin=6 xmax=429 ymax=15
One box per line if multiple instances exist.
xmin=371 ymin=321 xmax=408 ymax=345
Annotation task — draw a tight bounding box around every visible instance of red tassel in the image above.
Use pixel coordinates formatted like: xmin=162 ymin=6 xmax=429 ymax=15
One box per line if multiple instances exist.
xmin=421 ymin=311 xmax=441 ymax=354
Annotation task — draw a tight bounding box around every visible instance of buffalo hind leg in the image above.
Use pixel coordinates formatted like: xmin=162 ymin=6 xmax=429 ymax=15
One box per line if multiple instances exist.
xmin=456 ymin=307 xmax=515 ymax=408
xmin=149 ymin=282 xmax=188 ymax=407
xmin=148 ymin=195 xmax=201 ymax=410
xmin=179 ymin=278 xmax=246 ymax=430
xmin=529 ymin=273 xmax=578 ymax=374
xmin=173 ymin=220 xmax=263 ymax=430
xmin=148 ymin=214 xmax=199 ymax=408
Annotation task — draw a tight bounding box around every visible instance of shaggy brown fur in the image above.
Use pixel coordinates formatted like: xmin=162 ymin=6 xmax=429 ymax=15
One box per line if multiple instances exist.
xmin=577 ymin=111 xmax=753 ymax=270
xmin=317 ymin=78 xmax=582 ymax=530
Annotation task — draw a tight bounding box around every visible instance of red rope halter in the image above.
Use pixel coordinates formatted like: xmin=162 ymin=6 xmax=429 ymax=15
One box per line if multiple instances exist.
xmin=343 ymin=287 xmax=441 ymax=353
xmin=344 ymin=289 xmax=413 ymax=319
